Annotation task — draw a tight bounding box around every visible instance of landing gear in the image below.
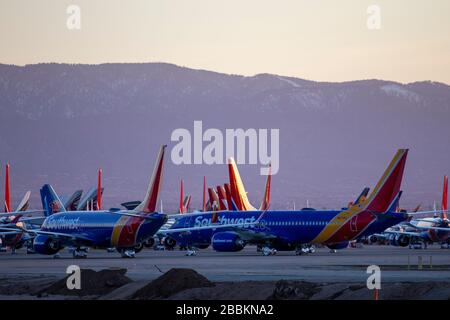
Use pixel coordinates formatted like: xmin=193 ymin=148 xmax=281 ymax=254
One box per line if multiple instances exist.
xmin=261 ymin=246 xmax=277 ymax=256
xmin=119 ymin=248 xmax=136 ymax=258
xmin=106 ymin=247 xmax=116 ymax=253
xmin=134 ymin=243 xmax=144 ymax=253
xmin=72 ymin=247 xmax=88 ymax=258
xmin=295 ymin=244 xmax=316 ymax=255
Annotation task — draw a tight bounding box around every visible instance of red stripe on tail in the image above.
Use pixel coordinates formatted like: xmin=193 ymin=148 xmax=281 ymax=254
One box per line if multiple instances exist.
xmin=4 ymin=163 xmax=10 ymax=213
xmin=442 ymin=175 xmax=448 ymax=220
xmin=135 ymin=145 xmax=166 ymax=213
xmin=365 ymin=149 xmax=408 ymax=213
xmin=97 ymin=168 xmax=102 ymax=210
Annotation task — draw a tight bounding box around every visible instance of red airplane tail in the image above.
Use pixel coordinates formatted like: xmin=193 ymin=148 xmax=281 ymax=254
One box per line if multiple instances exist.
xmin=97 ymin=169 xmax=102 ymax=210
xmin=259 ymin=164 xmax=271 ymax=211
xmin=202 ymin=176 xmax=207 ymax=212
xmin=4 ymin=163 xmax=11 ymax=213
xmin=134 ymin=145 xmax=166 ymax=213
xmin=216 ymin=185 xmax=228 ymax=210
xmin=363 ymin=149 xmax=408 ymax=213
xmin=442 ymin=175 xmax=448 ymax=220
xmin=179 ymin=179 xmax=184 ymax=213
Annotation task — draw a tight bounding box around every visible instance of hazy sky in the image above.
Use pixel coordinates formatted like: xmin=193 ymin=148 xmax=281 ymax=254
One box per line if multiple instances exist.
xmin=1 ymin=0 xmax=449 ymax=84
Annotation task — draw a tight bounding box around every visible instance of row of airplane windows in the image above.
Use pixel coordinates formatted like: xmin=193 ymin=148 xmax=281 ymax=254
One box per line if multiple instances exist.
xmin=266 ymin=220 xmax=342 ymax=227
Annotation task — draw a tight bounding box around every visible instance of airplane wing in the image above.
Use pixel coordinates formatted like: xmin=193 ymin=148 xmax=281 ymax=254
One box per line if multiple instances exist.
xmin=26 ymin=229 xmax=93 ymax=241
xmin=0 ymin=230 xmax=23 ymax=236
xmin=383 ymin=230 xmax=424 ymax=237
xmin=408 ymin=225 xmax=450 ymax=232
xmin=0 ymin=210 xmax=45 ymax=218
xmin=407 ymin=210 xmax=446 ymax=216
xmin=109 ymin=211 xmax=161 ymax=220
xmin=0 ymin=226 xmax=92 ymax=243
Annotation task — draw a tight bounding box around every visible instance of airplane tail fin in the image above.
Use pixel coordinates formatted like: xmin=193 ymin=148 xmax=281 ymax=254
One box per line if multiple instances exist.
xmin=224 ymin=183 xmax=238 ymax=211
xmin=183 ymin=195 xmax=191 ymax=213
xmin=4 ymin=163 xmax=11 ymax=212
xmin=179 ymin=179 xmax=184 ymax=214
xmin=202 ymin=176 xmax=207 ymax=212
xmin=216 ymin=185 xmax=228 ymax=210
xmin=363 ymin=149 xmax=408 ymax=213
xmin=40 ymin=184 xmax=66 ymax=216
xmin=208 ymin=187 xmax=220 ymax=211
xmin=15 ymin=191 xmax=31 ymax=212
xmin=134 ymin=145 xmax=167 ymax=214
xmin=259 ymin=164 xmax=271 ymax=211
xmin=227 ymin=157 xmax=256 ymax=211
xmin=97 ymin=169 xmax=102 ymax=210
xmin=442 ymin=175 xmax=448 ymax=220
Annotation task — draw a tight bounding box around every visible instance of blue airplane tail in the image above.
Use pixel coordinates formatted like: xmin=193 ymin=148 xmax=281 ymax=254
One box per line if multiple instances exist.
xmin=40 ymin=184 xmax=66 ymax=216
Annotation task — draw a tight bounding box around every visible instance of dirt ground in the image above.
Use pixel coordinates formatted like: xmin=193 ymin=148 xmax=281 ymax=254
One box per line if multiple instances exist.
xmin=1 ymin=268 xmax=450 ymax=300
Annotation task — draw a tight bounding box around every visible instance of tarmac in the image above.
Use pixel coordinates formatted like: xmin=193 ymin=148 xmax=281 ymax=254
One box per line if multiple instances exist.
xmin=1 ymin=244 xmax=449 ymax=283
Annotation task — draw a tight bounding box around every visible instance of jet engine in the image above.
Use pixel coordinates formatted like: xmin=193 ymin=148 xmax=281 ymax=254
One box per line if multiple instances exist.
xmin=163 ymin=237 xmax=177 ymax=249
xmin=143 ymin=237 xmax=155 ymax=248
xmin=368 ymin=235 xmax=379 ymax=244
xmin=212 ymin=232 xmax=245 ymax=252
xmin=33 ymin=235 xmax=62 ymax=255
xmin=389 ymin=234 xmax=410 ymax=247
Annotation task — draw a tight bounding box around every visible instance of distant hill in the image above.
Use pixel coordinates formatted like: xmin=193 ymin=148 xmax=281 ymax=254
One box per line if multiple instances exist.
xmin=0 ymin=63 xmax=449 ymax=211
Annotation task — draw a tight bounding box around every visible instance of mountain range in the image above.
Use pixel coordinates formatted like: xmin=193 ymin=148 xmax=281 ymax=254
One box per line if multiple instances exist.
xmin=1 ymin=63 xmax=449 ymax=212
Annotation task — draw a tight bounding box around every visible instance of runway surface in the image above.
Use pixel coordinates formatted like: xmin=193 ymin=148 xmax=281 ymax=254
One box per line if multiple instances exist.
xmin=1 ymin=245 xmax=449 ymax=283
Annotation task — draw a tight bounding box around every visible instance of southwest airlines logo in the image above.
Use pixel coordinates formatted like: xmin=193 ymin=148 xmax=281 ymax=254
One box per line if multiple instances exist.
xmin=194 ymin=215 xmax=257 ymax=228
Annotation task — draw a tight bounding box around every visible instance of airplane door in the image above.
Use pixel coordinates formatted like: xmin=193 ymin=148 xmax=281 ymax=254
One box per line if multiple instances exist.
xmin=350 ymin=215 xmax=358 ymax=232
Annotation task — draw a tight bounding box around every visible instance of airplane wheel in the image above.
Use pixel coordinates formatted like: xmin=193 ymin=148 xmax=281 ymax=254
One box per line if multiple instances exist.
xmin=134 ymin=243 xmax=144 ymax=253
xmin=73 ymin=248 xmax=88 ymax=259
xmin=261 ymin=247 xmax=272 ymax=256
xmin=119 ymin=248 xmax=136 ymax=258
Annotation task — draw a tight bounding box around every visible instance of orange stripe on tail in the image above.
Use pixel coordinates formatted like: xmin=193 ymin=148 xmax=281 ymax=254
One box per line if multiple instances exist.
xmin=227 ymin=157 xmax=256 ymax=211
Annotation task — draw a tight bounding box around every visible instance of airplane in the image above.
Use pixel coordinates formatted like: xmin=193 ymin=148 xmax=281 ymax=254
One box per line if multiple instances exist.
xmin=160 ymin=149 xmax=415 ymax=256
xmin=370 ymin=175 xmax=450 ymax=249
xmin=60 ymin=190 xmax=83 ymax=211
xmin=159 ymin=161 xmax=272 ymax=252
xmin=0 ymin=163 xmax=46 ymax=253
xmin=0 ymin=145 xmax=169 ymax=258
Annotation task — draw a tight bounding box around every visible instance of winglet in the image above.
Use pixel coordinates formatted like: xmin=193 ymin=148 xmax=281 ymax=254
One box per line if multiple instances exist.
xmin=364 ymin=149 xmax=408 ymax=213
xmin=4 ymin=163 xmax=10 ymax=213
xmin=179 ymin=179 xmax=184 ymax=214
xmin=97 ymin=168 xmax=102 ymax=210
xmin=135 ymin=145 xmax=167 ymax=213
xmin=442 ymin=175 xmax=448 ymax=220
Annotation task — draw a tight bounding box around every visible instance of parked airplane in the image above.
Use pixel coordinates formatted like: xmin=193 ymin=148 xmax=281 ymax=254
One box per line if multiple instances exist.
xmin=0 ymin=145 xmax=169 ymax=258
xmin=0 ymin=164 xmax=44 ymax=253
xmin=161 ymin=149 xmax=414 ymax=256
xmin=159 ymin=160 xmax=272 ymax=251
xmin=371 ymin=175 xmax=449 ymax=248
